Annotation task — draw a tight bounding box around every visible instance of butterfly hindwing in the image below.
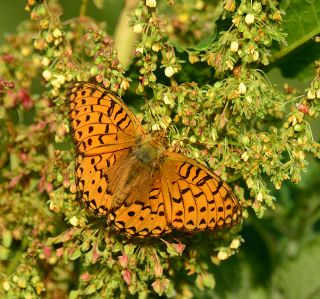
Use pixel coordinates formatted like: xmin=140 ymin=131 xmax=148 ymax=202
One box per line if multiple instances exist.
xmin=75 ymin=150 xmax=130 ymax=214
xmin=108 ymin=176 xmax=171 ymax=237
xmin=161 ymin=152 xmax=241 ymax=232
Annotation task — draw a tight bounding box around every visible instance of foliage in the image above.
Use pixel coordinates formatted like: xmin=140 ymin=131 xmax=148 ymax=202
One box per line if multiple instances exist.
xmin=0 ymin=0 xmax=319 ymax=298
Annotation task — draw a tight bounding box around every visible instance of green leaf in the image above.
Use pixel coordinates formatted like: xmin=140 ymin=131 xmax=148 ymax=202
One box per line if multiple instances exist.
xmin=272 ymin=237 xmax=320 ymax=299
xmin=111 ymin=242 xmax=123 ymax=253
xmin=273 ymin=0 xmax=320 ymax=81
xmin=202 ymin=272 xmax=216 ymax=289
xmin=2 ymin=230 xmax=12 ymax=248
xmin=168 ymin=40 xmax=187 ymax=53
xmin=83 ymin=284 xmax=97 ymax=295
xmin=69 ymin=248 xmax=82 ymax=261
xmin=281 ymin=0 xmax=320 ymax=48
xmin=192 ymin=32 xmax=217 ymax=51
xmin=68 ymin=290 xmax=80 ymax=299
xmin=168 ymin=31 xmax=216 ymax=53
xmin=124 ymin=244 xmax=136 ymax=256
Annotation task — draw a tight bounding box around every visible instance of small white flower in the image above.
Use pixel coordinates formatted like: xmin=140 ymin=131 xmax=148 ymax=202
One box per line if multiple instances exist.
xmin=45 ymin=33 xmax=53 ymax=43
xmin=189 ymin=135 xmax=197 ymax=143
xmin=195 ymin=0 xmax=204 ymax=10
xmin=54 ymin=39 xmax=62 ymax=46
xmin=56 ymin=74 xmax=66 ymax=84
xmin=245 ymin=13 xmax=255 ymax=25
xmin=164 ymin=66 xmax=175 ymax=77
xmin=2 ymin=281 xmax=10 ymax=291
xmin=230 ymin=239 xmax=241 ymax=249
xmin=152 ymin=43 xmax=161 ymax=52
xmin=17 ymin=279 xmax=26 ymax=288
xmin=307 ymin=89 xmax=316 ymax=99
xmin=163 ymin=94 xmax=175 ymax=107
xmin=293 ymin=151 xmax=305 ymax=160
xmin=241 ymin=151 xmax=249 ymax=162
xmin=42 ymin=70 xmax=52 ymax=81
xmin=70 ymin=216 xmax=79 ymax=226
xmin=53 ymin=28 xmax=62 ymax=38
xmin=230 ymin=41 xmax=239 ymax=52
xmin=163 ymin=95 xmax=170 ymax=104
xmin=238 ymin=82 xmax=247 ymax=94
xmin=41 ymin=57 xmax=50 ymax=67
xmin=225 ymin=60 xmax=234 ymax=70
xmin=12 ymin=276 xmax=19 ymax=283
xmin=133 ymin=23 xmax=143 ymax=34
xmin=253 ymin=50 xmax=259 ymax=61
xmin=217 ymin=251 xmax=228 ymax=260
xmin=246 ymin=96 xmax=252 ymax=103
xmin=136 ymin=47 xmax=144 ymax=54
xmin=257 ymin=192 xmax=263 ymax=202
xmin=152 ymin=123 xmax=160 ymax=131
xmin=51 ymin=88 xmax=59 ymax=97
xmin=246 ymin=177 xmax=254 ymax=188
xmin=146 ymin=0 xmax=156 ymax=8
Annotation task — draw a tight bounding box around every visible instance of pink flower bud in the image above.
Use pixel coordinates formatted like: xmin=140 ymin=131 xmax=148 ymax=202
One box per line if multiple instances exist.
xmin=122 ymin=269 xmax=131 ymax=285
xmin=118 ymin=254 xmax=128 ymax=268
xmin=43 ymin=246 xmax=51 ymax=259
xmin=173 ymin=242 xmax=185 ymax=254
xmin=80 ymin=272 xmax=91 ymax=281
xmin=56 ymin=247 xmax=64 ymax=257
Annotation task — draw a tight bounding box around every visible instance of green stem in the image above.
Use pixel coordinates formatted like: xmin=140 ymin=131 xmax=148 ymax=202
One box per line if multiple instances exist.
xmin=114 ymin=0 xmax=139 ymax=69
xmin=79 ymin=0 xmax=88 ymax=18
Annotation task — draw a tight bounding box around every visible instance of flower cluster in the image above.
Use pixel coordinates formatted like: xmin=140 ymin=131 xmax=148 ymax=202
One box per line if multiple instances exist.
xmin=0 ymin=0 xmax=319 ymax=298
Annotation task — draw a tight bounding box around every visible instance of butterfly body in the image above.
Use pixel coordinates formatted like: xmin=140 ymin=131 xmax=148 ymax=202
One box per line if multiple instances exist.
xmin=68 ymin=82 xmax=242 ymax=237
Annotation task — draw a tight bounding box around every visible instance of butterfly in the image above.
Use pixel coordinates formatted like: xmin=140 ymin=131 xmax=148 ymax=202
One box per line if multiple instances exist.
xmin=68 ymin=82 xmax=241 ymax=237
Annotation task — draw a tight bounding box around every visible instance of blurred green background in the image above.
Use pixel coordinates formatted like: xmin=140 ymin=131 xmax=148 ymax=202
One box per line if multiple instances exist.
xmin=1 ymin=1 xmax=320 ymax=298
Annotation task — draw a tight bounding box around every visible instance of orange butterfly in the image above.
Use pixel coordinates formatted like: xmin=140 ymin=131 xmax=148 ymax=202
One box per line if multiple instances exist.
xmin=68 ymin=82 xmax=241 ymax=237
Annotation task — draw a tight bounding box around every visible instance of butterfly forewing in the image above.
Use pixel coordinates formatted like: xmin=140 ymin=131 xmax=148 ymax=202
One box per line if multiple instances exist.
xmin=68 ymin=82 xmax=143 ymax=156
xmin=69 ymin=82 xmax=144 ymax=216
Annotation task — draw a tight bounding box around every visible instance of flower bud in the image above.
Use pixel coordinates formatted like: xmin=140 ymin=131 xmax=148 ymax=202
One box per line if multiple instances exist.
xmin=164 ymin=66 xmax=175 ymax=77
xmin=245 ymin=13 xmax=255 ymax=25
xmin=238 ymin=82 xmax=247 ymax=94
xmin=133 ymin=24 xmax=143 ymax=34
xmin=146 ymin=0 xmax=156 ymax=8
xmin=230 ymin=41 xmax=239 ymax=52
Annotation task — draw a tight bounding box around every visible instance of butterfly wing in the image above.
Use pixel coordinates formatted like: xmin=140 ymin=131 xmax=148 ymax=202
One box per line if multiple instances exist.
xmin=75 ymin=151 xmax=129 ymax=214
xmin=108 ymin=176 xmax=172 ymax=237
xmin=68 ymin=82 xmax=144 ymax=214
xmin=160 ymin=152 xmax=241 ymax=232
xmin=69 ymin=82 xmax=144 ymax=156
